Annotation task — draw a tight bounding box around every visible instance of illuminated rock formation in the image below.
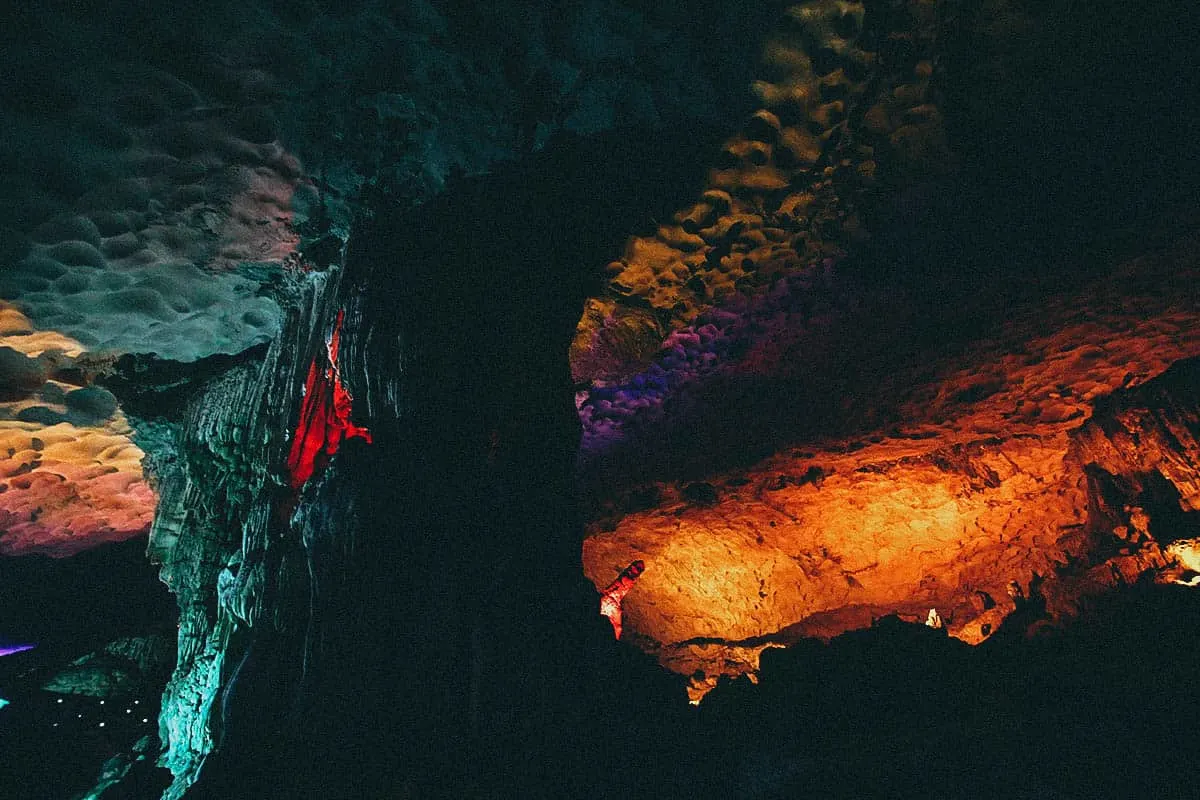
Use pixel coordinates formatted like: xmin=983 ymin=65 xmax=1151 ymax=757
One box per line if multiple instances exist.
xmin=286 ymin=309 xmax=372 ymax=490
xmin=567 ymin=0 xmax=1200 ymax=694
xmin=599 ymin=559 xmax=645 ymax=639
xmin=584 ymin=232 xmax=1200 ymax=685
xmin=572 ymin=0 xmax=947 ymax=388
xmin=2 ymin=0 xmax=1199 ymax=797
xmin=0 ymin=303 xmax=155 ymax=557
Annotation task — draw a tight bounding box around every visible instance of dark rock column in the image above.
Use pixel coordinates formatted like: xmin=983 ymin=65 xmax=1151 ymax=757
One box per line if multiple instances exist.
xmin=184 ymin=132 xmax=713 ymax=797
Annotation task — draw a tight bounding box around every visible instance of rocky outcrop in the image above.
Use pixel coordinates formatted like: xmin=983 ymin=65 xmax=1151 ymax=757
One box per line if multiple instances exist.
xmin=1063 ymin=357 xmax=1200 ymax=600
xmin=149 ymin=269 xmax=338 ymax=797
xmin=0 ymin=303 xmax=154 ymax=557
xmin=1073 ymin=358 xmax=1200 ymax=516
xmin=584 ymin=231 xmax=1200 ymax=692
xmin=146 ymin=119 xmax=744 ymax=795
xmin=43 ymin=635 xmax=174 ymax=698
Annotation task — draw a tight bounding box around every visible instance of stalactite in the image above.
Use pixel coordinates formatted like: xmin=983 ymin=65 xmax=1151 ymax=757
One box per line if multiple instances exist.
xmin=599 ymin=560 xmax=645 ymax=639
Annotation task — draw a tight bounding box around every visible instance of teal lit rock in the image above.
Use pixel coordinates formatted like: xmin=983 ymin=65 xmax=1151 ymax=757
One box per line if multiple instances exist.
xmin=42 ymin=635 xmax=174 ymax=699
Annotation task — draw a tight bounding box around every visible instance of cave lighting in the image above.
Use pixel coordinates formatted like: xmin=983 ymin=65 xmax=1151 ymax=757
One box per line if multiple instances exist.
xmin=1168 ymin=539 xmax=1200 ymax=583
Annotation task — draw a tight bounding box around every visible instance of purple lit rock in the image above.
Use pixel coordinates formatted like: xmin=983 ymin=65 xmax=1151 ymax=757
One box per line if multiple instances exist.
xmin=0 ymin=639 xmax=37 ymax=657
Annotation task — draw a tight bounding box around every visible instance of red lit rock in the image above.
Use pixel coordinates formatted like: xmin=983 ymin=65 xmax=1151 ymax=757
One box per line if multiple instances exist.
xmin=286 ymin=309 xmax=372 ymax=490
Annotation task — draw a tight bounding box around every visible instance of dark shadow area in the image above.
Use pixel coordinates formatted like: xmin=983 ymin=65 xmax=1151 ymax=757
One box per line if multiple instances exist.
xmin=694 ymin=582 xmax=1200 ymax=799
xmin=0 ymin=538 xmax=175 ymax=799
xmin=883 ymin=0 xmax=1200 ymax=292
xmin=0 ymin=538 xmax=174 ymax=661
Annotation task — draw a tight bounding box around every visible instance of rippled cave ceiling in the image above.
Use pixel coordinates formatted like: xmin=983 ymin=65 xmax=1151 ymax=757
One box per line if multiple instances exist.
xmin=1 ymin=1 xmax=1199 ymax=798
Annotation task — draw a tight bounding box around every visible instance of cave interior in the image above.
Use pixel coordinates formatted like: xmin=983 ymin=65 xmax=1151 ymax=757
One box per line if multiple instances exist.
xmin=1 ymin=0 xmax=1200 ymax=798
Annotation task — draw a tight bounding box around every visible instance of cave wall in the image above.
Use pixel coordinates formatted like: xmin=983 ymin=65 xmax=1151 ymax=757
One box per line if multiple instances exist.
xmin=149 ymin=270 xmax=337 ymax=796
xmin=585 ymin=231 xmax=1200 ymax=690
xmin=572 ymin=0 xmax=1200 ymax=692
xmin=104 ymin=3 xmax=773 ymax=796
xmin=0 ymin=0 xmax=767 ymax=559
xmin=164 ymin=132 xmax=731 ymax=795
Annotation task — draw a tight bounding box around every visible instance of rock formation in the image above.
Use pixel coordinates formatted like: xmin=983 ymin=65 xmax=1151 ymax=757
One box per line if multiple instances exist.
xmin=0 ymin=0 xmax=1198 ymax=798
xmin=584 ymin=235 xmax=1200 ymax=692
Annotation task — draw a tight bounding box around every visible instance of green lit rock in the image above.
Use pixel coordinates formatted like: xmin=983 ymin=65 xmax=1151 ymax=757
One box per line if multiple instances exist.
xmin=43 ymin=665 xmax=137 ymax=698
xmin=73 ymin=735 xmax=160 ymax=800
xmin=43 ymin=635 xmax=174 ymax=698
xmin=152 ymin=270 xmax=340 ymax=799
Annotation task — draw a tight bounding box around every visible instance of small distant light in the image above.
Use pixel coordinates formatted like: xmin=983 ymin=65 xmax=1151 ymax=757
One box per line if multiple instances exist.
xmin=99 ymin=700 xmax=105 ymax=705
xmin=98 ymin=722 xmax=105 ymax=728
xmin=142 ymin=718 xmax=149 ymax=723
xmin=57 ymin=698 xmax=64 ymax=704
xmin=77 ymin=714 xmax=83 ymax=718
xmin=52 ymin=723 xmax=58 ymax=727
xmin=134 ymin=700 xmax=140 ymax=705
xmin=126 ymin=708 xmax=132 ymax=713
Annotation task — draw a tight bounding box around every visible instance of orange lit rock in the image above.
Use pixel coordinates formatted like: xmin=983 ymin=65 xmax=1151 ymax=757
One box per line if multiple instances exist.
xmin=571 ymin=0 xmax=930 ymax=381
xmin=583 ymin=233 xmax=1200 ymax=685
xmin=0 ymin=304 xmax=155 ymax=557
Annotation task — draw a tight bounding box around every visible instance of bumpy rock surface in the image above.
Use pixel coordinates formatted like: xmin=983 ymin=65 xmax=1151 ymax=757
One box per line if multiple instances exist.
xmin=584 ymin=231 xmax=1200 ymax=691
xmin=0 ymin=302 xmax=154 ymax=556
xmin=2 ymin=0 xmax=1198 ymax=796
xmin=572 ymin=0 xmax=947 ymax=387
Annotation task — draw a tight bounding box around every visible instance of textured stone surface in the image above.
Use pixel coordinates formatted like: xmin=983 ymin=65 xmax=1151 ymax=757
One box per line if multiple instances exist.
xmin=0 ymin=68 xmax=290 ymax=360
xmin=1072 ymin=357 xmax=1200 ymax=514
xmin=1 ymin=0 xmax=1197 ymax=795
xmin=571 ymin=0 xmax=947 ymax=387
xmin=43 ymin=634 xmax=174 ymax=698
xmin=584 ymin=232 xmax=1200 ymax=688
xmin=149 ymin=271 xmax=335 ymax=798
xmin=0 ymin=303 xmax=154 ymax=556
